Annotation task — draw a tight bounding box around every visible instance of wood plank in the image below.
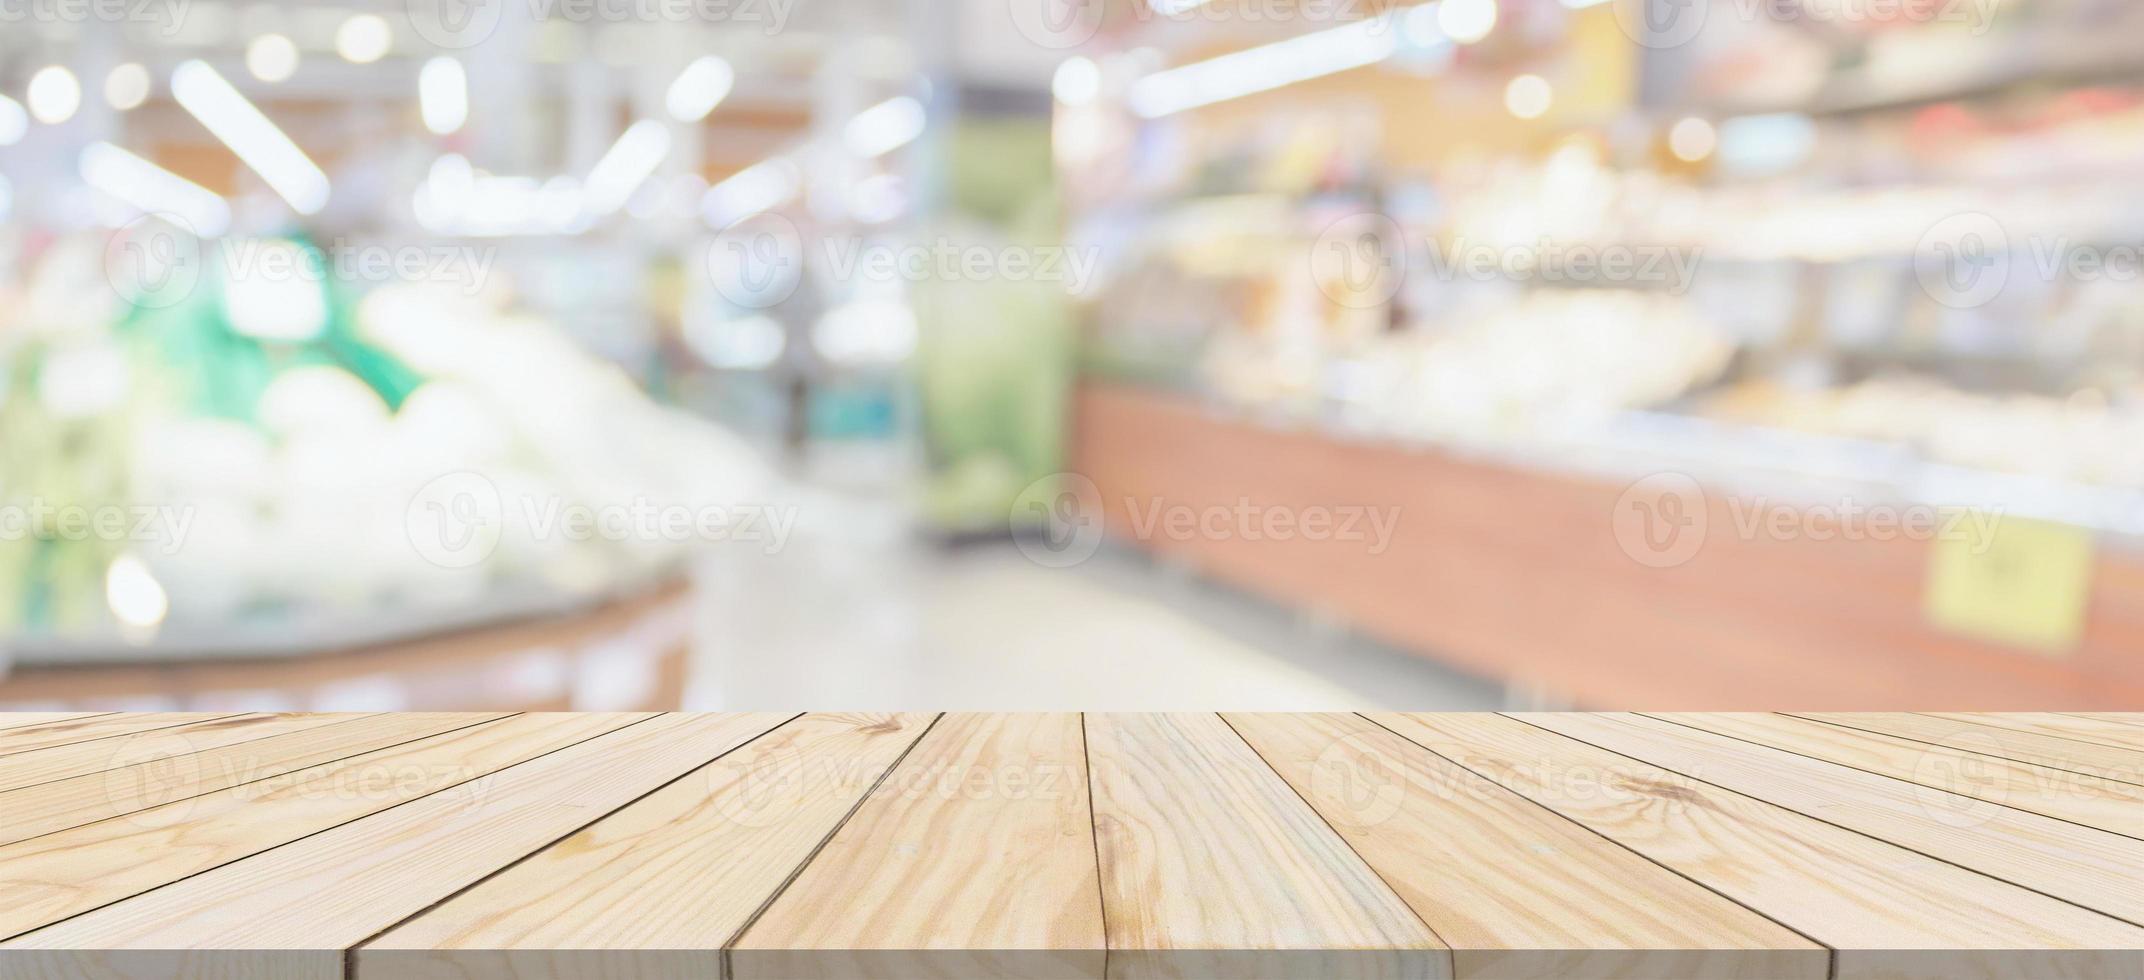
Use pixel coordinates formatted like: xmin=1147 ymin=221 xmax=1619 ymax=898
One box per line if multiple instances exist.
xmin=1373 ymin=713 xmax=2144 ymax=979
xmin=1651 ymin=713 xmax=2144 ymax=840
xmin=1795 ymin=712 xmax=2144 ymax=785
xmin=357 ymin=712 xmax=931 ymax=980
xmin=0 ymin=713 xmax=242 ymax=759
xmin=732 ymin=713 xmax=1103 ymax=980
xmin=2066 ymin=714 xmax=2144 ymax=729
xmin=1 ymin=713 xmax=791 ymax=979
xmin=0 ymin=712 xmax=505 ymax=847
xmin=0 ymin=712 xmax=364 ymax=796
xmin=0 ymin=713 xmax=641 ymax=942
xmin=0 ymin=714 xmax=111 ymax=735
xmin=1223 ymin=712 xmax=1826 ymax=979
xmin=1085 ymin=712 xmax=1446 ymax=979
xmin=1528 ymin=713 xmax=2144 ymax=927
xmin=1920 ymin=713 xmax=2144 ymax=753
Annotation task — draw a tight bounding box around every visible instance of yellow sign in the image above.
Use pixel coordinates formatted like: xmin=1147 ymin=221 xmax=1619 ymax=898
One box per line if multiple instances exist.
xmin=1925 ymin=515 xmax=2096 ymax=655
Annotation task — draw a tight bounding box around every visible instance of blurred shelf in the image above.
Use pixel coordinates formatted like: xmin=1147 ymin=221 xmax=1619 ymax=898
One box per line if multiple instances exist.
xmin=1070 ymin=379 xmax=2144 ymax=709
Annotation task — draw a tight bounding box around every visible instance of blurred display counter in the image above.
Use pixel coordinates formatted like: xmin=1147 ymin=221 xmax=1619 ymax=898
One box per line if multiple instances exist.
xmin=1072 ymin=381 xmax=2144 ymax=709
xmin=0 ymin=582 xmax=693 ymax=713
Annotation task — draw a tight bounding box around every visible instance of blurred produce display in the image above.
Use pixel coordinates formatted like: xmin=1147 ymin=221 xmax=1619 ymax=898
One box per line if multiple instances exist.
xmin=0 ymin=230 xmax=767 ymax=644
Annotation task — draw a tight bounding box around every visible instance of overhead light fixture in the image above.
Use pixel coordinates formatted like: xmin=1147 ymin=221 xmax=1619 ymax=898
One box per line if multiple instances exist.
xmin=171 ymin=60 xmax=331 ymax=215
xmin=1438 ymin=0 xmax=1499 ymax=45
xmin=27 ymin=66 xmax=82 ymax=125
xmin=582 ymin=119 xmax=672 ymax=216
xmin=1148 ymin=0 xmax=1215 ymax=13
xmin=844 ymin=96 xmax=926 ymax=158
xmin=1669 ymin=116 xmax=1718 ymax=162
xmin=702 ymin=157 xmax=801 ymax=226
xmin=420 ymin=57 xmax=468 ymax=135
xmin=1053 ymin=57 xmax=1101 ymax=107
xmin=1129 ymin=13 xmax=1399 ymax=118
xmin=665 ymin=56 xmax=735 ymax=123
xmin=335 ymin=14 xmax=393 ymax=64
xmin=1504 ymin=73 xmax=1553 ymax=119
xmin=80 ymin=142 xmax=233 ymax=236
xmin=246 ymin=33 xmax=300 ymax=83
xmin=0 ymin=95 xmax=27 ymax=145
xmin=1561 ymin=0 xmax=1613 ymax=8
xmin=105 ymin=63 xmax=152 ymax=111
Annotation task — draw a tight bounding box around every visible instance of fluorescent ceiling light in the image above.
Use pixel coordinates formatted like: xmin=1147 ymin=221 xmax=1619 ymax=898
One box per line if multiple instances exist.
xmin=1053 ymin=57 xmax=1101 ymax=106
xmin=420 ymin=57 xmax=468 ymax=135
xmin=844 ymin=96 xmax=926 ymax=158
xmin=1148 ymin=0 xmax=1215 ymax=13
xmin=246 ymin=33 xmax=299 ymax=83
xmin=702 ymin=157 xmax=801 ymax=226
xmin=79 ymin=141 xmax=233 ymax=236
xmin=1562 ymin=0 xmax=1613 ymax=7
xmin=1129 ymin=13 xmax=1401 ymax=118
xmin=171 ymin=60 xmax=331 ymax=215
xmin=666 ymin=56 xmax=735 ymax=123
xmin=27 ymin=66 xmax=82 ymax=124
xmin=105 ymin=63 xmax=152 ymax=111
xmin=582 ymin=119 xmax=672 ymax=216
xmin=336 ymin=14 xmax=393 ymax=64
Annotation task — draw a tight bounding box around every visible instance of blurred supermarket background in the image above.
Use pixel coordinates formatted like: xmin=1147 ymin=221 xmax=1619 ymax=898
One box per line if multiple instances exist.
xmin=2 ymin=0 xmax=2141 ymax=712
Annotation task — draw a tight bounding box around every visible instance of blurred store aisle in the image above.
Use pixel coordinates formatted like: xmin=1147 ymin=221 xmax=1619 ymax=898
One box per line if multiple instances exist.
xmin=687 ymin=478 xmax=1501 ymax=711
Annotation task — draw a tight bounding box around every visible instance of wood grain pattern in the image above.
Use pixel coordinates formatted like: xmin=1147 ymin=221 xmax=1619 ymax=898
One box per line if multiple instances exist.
xmin=1373 ymin=713 xmax=2144 ymax=979
xmin=1224 ymin=712 xmax=1827 ymax=979
xmin=1651 ymin=713 xmax=2144 ymax=839
xmin=1086 ymin=712 xmax=1446 ymax=979
xmin=0 ymin=713 xmax=777 ymax=978
xmin=0 ymin=712 xmax=504 ymax=847
xmin=360 ymin=712 xmax=928 ymax=980
xmin=1 ymin=712 xmax=2142 ymax=977
xmin=734 ymin=712 xmax=1105 ymax=980
xmin=0 ymin=714 xmax=111 ymax=736
xmin=0 ymin=713 xmax=640 ymax=942
xmin=1795 ymin=712 xmax=2144 ymax=785
xmin=0 ymin=712 xmax=242 ymax=759
xmin=1919 ymin=712 xmax=2144 ymax=753
xmin=0 ymin=711 xmax=364 ymax=797
xmin=1528 ymin=713 xmax=2144 ymax=927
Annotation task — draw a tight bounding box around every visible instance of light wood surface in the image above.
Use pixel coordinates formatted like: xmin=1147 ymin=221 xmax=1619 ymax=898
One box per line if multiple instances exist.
xmin=1223 ymin=712 xmax=1827 ymax=979
xmin=0 ymin=712 xmax=243 ymax=758
xmin=361 ymin=712 xmax=925 ymax=979
xmin=0 ymin=712 xmax=367 ymax=797
xmin=733 ymin=712 xmax=1105 ymax=980
xmin=1373 ymin=713 xmax=2144 ymax=979
xmin=1086 ymin=712 xmax=1446 ymax=979
xmin=1 ymin=712 xmax=2142 ymax=979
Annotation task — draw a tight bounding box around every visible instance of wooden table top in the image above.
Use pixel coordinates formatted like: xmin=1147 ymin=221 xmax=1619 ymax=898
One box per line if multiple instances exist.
xmin=0 ymin=712 xmax=2140 ymax=978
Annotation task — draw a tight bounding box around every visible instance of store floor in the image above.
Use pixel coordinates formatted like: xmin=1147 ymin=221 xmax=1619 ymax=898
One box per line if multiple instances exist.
xmin=685 ymin=477 xmax=1503 ymax=711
